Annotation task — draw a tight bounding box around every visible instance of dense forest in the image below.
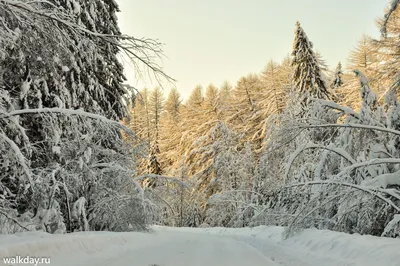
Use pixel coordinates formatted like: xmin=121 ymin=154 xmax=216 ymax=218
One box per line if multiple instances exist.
xmin=1 ymin=0 xmax=400 ymax=240
xmin=126 ymin=3 xmax=400 ymax=238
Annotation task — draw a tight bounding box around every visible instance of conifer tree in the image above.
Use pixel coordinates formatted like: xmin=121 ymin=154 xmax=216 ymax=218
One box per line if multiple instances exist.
xmin=217 ymin=81 xmax=233 ymax=119
xmin=348 ymin=35 xmax=376 ymax=71
xmin=0 ymin=0 xmax=168 ymax=232
xmin=173 ymin=86 xmax=208 ymax=176
xmin=228 ymin=73 xmax=266 ymax=150
xmin=187 ymin=85 xmax=204 ymax=107
xmin=164 ymin=88 xmax=181 ymax=121
xmin=339 ymin=36 xmax=380 ymax=109
xmin=291 ymin=22 xmax=330 ymax=100
xmin=330 ymin=62 xmax=344 ymax=89
xmin=204 ymin=84 xmax=220 ymax=115
xmin=278 ymin=55 xmax=293 ymax=89
xmin=149 ymin=87 xmax=165 ymax=141
xmin=130 ymin=88 xmax=151 ymax=140
xmin=144 ymin=141 xmax=162 ymax=188
xmin=159 ymin=89 xmax=183 ymax=171
xmin=372 ymin=6 xmax=400 ymax=96
xmin=259 ymin=60 xmax=286 ymax=115
xmin=219 ymin=81 xmax=233 ymax=103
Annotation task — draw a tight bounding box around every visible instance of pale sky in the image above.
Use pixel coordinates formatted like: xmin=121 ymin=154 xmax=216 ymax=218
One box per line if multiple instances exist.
xmin=117 ymin=0 xmax=389 ymax=100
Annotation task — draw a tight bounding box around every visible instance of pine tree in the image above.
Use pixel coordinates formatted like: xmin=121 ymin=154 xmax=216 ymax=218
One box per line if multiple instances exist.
xmin=291 ymin=21 xmax=330 ymax=100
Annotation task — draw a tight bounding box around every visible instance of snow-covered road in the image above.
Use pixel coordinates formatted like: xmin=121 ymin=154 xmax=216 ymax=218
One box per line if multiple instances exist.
xmin=1 ymin=226 xmax=400 ymax=266
xmin=73 ymin=231 xmax=276 ymax=266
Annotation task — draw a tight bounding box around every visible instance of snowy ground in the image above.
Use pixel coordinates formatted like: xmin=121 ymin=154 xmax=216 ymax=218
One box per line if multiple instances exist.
xmin=1 ymin=226 xmax=400 ymax=266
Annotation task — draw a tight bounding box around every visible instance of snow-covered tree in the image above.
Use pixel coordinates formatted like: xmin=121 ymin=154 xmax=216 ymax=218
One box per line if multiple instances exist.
xmin=255 ymin=69 xmax=400 ymax=238
xmin=291 ymin=22 xmax=330 ymax=100
xmin=227 ymin=73 xmax=266 ymax=151
xmin=0 ymin=0 xmax=168 ymax=233
xmin=337 ymin=36 xmax=381 ymax=110
xmin=331 ymin=62 xmax=344 ymax=89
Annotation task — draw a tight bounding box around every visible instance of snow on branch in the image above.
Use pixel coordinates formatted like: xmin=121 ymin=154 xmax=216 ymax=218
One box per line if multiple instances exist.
xmin=285 ymin=143 xmax=356 ymax=183
xmin=0 ymin=132 xmax=33 ymax=187
xmin=0 ymin=208 xmax=30 ymax=231
xmin=339 ymin=158 xmax=400 ymax=177
xmin=298 ymin=123 xmax=400 ymax=137
xmin=286 ymin=180 xmax=400 ymax=212
xmin=0 ymin=0 xmax=174 ymax=84
xmin=134 ymin=174 xmax=190 ymax=189
xmin=311 ymin=98 xmax=360 ymax=119
xmin=381 ymin=0 xmax=400 ymax=37
xmin=1 ymin=108 xmax=133 ymax=133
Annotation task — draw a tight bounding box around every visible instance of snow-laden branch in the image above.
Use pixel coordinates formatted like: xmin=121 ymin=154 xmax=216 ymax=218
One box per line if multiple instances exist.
xmin=214 ymin=189 xmax=265 ymax=199
xmin=286 ymin=191 xmax=350 ymax=234
xmin=0 ymin=208 xmax=30 ymax=231
xmin=0 ymin=0 xmax=174 ymax=83
xmin=1 ymin=108 xmax=133 ymax=133
xmin=298 ymin=123 xmax=400 ymax=137
xmin=286 ymin=181 xmax=400 ymax=212
xmin=339 ymin=158 xmax=400 ymax=177
xmin=134 ymin=174 xmax=190 ymax=189
xmin=285 ymin=143 xmax=356 ymax=183
xmin=0 ymin=132 xmax=33 ymax=187
xmin=381 ymin=0 xmax=400 ymax=36
xmin=311 ymin=98 xmax=360 ymax=119
xmin=90 ymin=163 xmax=135 ymax=173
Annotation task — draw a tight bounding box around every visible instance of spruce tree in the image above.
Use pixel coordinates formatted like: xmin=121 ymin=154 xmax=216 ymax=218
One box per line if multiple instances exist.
xmin=147 ymin=141 xmax=162 ymax=182
xmin=0 ymin=1 xmax=168 ymax=233
xmin=330 ymin=62 xmax=344 ymax=89
xmin=291 ymin=21 xmax=330 ymax=100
